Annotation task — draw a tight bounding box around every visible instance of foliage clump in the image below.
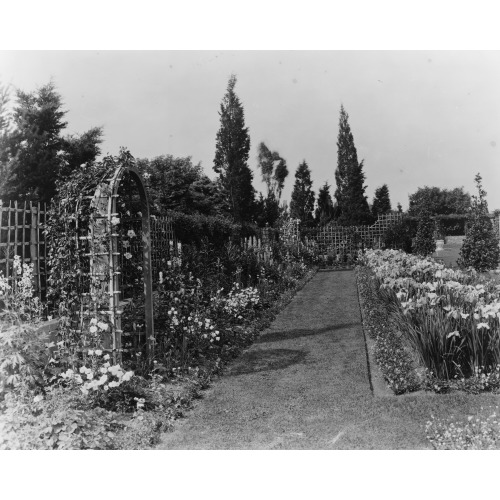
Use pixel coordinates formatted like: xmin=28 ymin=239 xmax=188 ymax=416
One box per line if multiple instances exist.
xmin=458 ymin=173 xmax=499 ymax=272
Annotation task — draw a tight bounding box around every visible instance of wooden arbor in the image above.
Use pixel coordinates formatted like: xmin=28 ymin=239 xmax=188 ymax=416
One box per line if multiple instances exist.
xmin=89 ymin=164 xmax=154 ymax=362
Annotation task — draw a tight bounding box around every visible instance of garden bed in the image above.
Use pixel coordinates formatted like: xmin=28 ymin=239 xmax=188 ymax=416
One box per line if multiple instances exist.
xmin=357 ymin=249 xmax=500 ymax=396
xmin=0 ymin=266 xmax=317 ymax=450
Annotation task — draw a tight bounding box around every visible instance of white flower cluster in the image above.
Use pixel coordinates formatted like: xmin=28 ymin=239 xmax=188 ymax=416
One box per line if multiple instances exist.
xmin=167 ymin=307 xmax=220 ymax=342
xmin=211 ymin=284 xmax=260 ymax=319
xmin=59 ymin=350 xmax=133 ymax=396
xmin=88 ymin=317 xmax=109 ymax=334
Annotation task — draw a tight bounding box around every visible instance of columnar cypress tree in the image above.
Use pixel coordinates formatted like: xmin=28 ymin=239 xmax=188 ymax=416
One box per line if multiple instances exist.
xmin=213 ymin=75 xmax=255 ymax=223
xmin=334 ymin=105 xmax=372 ymax=225
xmin=290 ymin=160 xmax=315 ymax=225
xmin=458 ymin=173 xmax=500 ymax=271
xmin=372 ymin=184 xmax=392 ymax=219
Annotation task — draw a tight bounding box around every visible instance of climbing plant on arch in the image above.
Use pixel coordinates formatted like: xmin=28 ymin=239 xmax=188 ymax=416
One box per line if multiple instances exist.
xmin=46 ymin=149 xmax=154 ymax=364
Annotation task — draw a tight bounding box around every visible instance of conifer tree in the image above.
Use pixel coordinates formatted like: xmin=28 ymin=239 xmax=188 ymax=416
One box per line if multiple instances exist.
xmin=213 ymin=75 xmax=255 ymax=223
xmin=315 ymin=182 xmax=335 ymax=225
xmin=458 ymin=173 xmax=500 ymax=271
xmin=290 ymin=160 xmax=315 ymax=225
xmin=372 ymin=184 xmax=392 ymax=219
xmin=0 ymin=81 xmax=102 ymax=202
xmin=334 ymin=105 xmax=372 ymax=225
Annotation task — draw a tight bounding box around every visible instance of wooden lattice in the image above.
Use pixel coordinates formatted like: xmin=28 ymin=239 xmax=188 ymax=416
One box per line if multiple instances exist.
xmin=0 ymin=200 xmax=48 ymax=301
xmin=308 ymin=214 xmax=403 ymax=255
xmin=77 ymin=164 xmax=155 ymax=363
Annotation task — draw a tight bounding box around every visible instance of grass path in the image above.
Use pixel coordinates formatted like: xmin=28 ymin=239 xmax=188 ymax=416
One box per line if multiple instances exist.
xmin=157 ymin=270 xmax=500 ymax=449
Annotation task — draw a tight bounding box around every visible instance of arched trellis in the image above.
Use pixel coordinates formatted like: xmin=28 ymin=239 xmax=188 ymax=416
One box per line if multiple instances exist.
xmin=89 ymin=164 xmax=154 ymax=363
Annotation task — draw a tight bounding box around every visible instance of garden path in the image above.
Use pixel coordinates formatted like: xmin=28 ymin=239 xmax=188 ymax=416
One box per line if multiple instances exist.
xmin=157 ymin=270 xmax=472 ymax=449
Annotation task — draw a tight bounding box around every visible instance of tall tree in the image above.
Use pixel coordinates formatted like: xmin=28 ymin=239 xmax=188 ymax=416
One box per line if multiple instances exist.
xmin=1 ymin=82 xmax=67 ymax=202
xmin=334 ymin=105 xmax=372 ymax=225
xmin=213 ymin=75 xmax=255 ymax=223
xmin=136 ymin=155 xmax=228 ymax=216
xmin=256 ymin=141 xmax=288 ymax=227
xmin=315 ymin=182 xmax=335 ymax=225
xmin=371 ymin=184 xmax=392 ymax=219
xmin=0 ymin=81 xmax=102 ymax=202
xmin=290 ymin=160 xmax=315 ymax=225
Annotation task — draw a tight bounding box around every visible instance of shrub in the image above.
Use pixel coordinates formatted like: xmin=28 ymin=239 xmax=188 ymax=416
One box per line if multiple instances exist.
xmin=458 ymin=174 xmax=499 ymax=272
xmin=413 ymin=209 xmax=436 ymax=257
xmin=383 ymin=217 xmax=415 ymax=253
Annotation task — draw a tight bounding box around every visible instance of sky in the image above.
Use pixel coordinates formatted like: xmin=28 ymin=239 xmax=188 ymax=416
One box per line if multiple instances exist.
xmin=1 ymin=50 xmax=500 ymax=211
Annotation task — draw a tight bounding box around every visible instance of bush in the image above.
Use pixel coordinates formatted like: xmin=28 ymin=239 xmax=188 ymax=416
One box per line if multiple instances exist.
xmin=383 ymin=217 xmax=416 ymax=253
xmin=413 ymin=209 xmax=436 ymax=257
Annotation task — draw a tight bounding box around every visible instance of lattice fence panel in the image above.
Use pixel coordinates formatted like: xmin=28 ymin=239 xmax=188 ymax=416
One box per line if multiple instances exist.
xmin=0 ymin=200 xmax=48 ymax=301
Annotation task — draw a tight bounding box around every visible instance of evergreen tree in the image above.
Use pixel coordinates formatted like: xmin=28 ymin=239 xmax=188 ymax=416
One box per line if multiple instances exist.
xmin=413 ymin=207 xmax=436 ymax=257
xmin=334 ymin=105 xmax=372 ymax=225
xmin=0 ymin=81 xmax=102 ymax=202
xmin=372 ymin=184 xmax=392 ymax=219
xmin=213 ymin=75 xmax=255 ymax=223
xmin=458 ymin=173 xmax=500 ymax=271
xmin=290 ymin=160 xmax=315 ymax=225
xmin=315 ymin=182 xmax=335 ymax=225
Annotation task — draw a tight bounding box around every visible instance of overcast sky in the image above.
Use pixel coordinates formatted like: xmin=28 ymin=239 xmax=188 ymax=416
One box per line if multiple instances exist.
xmin=1 ymin=50 xmax=499 ymax=210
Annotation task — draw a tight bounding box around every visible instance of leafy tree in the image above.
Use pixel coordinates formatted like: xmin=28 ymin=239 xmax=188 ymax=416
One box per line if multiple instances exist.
xmin=290 ymin=160 xmax=315 ymax=225
xmin=213 ymin=75 xmax=255 ymax=223
xmin=396 ymin=202 xmax=403 ymax=213
xmin=59 ymin=127 xmax=104 ymax=180
xmin=273 ymin=156 xmax=288 ymax=201
xmin=0 ymin=81 xmax=102 ymax=202
xmin=408 ymin=186 xmax=471 ymax=216
xmin=458 ymin=173 xmax=500 ymax=271
xmin=315 ymin=182 xmax=335 ymax=225
xmin=413 ymin=207 xmax=436 ymax=257
xmin=334 ymin=105 xmax=372 ymax=225
xmin=256 ymin=141 xmax=288 ymax=227
xmin=372 ymin=184 xmax=391 ymax=219
xmin=136 ymin=155 xmax=228 ymax=217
